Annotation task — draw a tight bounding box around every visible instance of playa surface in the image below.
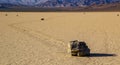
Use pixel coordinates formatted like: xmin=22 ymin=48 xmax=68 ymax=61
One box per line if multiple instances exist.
xmin=0 ymin=12 xmax=120 ymax=65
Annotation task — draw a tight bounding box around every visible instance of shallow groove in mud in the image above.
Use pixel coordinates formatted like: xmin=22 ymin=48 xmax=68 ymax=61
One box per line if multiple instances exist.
xmin=5 ymin=12 xmax=120 ymax=65
xmin=9 ymin=22 xmax=67 ymax=53
xmin=8 ymin=22 xmax=96 ymax=65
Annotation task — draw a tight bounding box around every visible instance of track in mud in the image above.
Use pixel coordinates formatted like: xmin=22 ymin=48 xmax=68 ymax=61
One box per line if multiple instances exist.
xmin=8 ymin=21 xmax=94 ymax=65
xmin=8 ymin=21 xmax=117 ymax=65
xmin=4 ymin=12 xmax=120 ymax=65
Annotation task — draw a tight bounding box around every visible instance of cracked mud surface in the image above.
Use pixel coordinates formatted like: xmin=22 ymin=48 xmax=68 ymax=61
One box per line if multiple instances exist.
xmin=0 ymin=12 xmax=120 ymax=65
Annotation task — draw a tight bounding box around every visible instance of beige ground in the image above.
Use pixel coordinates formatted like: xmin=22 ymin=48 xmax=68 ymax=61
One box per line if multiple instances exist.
xmin=0 ymin=12 xmax=120 ymax=65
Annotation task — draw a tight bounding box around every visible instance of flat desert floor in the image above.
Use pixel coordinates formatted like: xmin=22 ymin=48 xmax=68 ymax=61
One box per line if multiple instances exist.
xmin=0 ymin=12 xmax=120 ymax=65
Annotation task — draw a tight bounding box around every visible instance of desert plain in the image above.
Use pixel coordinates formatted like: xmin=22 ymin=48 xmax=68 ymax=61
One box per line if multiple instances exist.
xmin=0 ymin=12 xmax=120 ymax=65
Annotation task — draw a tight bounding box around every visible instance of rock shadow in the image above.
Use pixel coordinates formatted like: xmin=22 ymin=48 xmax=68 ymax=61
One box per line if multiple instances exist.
xmin=88 ymin=53 xmax=117 ymax=57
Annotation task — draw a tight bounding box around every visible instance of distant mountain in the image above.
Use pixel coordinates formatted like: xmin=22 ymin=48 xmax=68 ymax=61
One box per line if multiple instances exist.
xmin=0 ymin=3 xmax=18 ymax=8
xmin=37 ymin=0 xmax=120 ymax=8
xmin=0 ymin=0 xmax=47 ymax=5
xmin=0 ymin=0 xmax=120 ymax=8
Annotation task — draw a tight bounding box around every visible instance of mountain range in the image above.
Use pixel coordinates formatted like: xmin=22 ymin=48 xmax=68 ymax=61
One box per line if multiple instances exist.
xmin=0 ymin=0 xmax=48 ymax=5
xmin=0 ymin=0 xmax=120 ymax=8
xmin=37 ymin=0 xmax=120 ymax=8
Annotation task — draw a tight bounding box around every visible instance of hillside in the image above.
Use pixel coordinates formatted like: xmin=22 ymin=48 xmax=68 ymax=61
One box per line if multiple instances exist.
xmin=37 ymin=0 xmax=120 ymax=8
xmin=0 ymin=3 xmax=120 ymax=12
xmin=0 ymin=0 xmax=120 ymax=7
